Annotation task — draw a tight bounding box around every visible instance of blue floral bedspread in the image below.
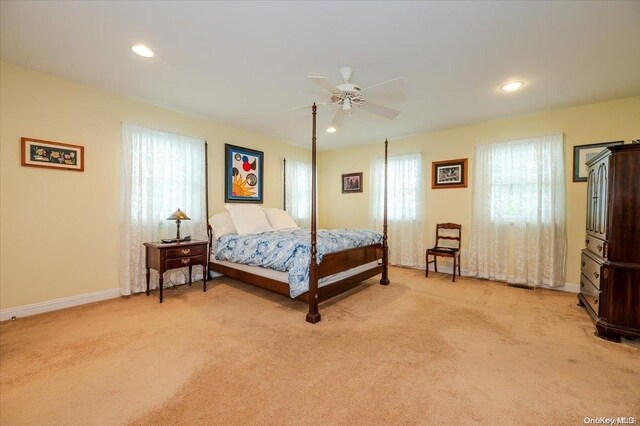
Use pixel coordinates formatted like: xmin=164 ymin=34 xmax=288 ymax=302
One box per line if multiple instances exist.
xmin=214 ymin=229 xmax=382 ymax=297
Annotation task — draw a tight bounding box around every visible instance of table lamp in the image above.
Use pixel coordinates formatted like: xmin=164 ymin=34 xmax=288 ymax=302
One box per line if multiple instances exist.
xmin=167 ymin=209 xmax=190 ymax=241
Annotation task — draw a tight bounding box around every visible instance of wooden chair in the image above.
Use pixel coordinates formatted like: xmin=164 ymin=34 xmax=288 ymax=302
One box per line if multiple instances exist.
xmin=425 ymin=223 xmax=462 ymax=282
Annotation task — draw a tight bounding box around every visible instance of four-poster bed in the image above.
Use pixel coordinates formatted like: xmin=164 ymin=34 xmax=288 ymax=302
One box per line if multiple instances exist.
xmin=206 ymin=103 xmax=389 ymax=323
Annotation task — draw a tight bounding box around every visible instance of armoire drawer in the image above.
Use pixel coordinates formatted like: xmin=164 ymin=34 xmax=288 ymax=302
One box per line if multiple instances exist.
xmin=580 ymin=274 xmax=600 ymax=315
xmin=581 ymin=251 xmax=602 ymax=289
xmin=585 ymin=235 xmax=607 ymax=259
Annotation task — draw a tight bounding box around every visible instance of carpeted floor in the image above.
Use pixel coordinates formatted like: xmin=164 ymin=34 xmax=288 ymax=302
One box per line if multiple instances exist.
xmin=1 ymin=267 xmax=638 ymax=425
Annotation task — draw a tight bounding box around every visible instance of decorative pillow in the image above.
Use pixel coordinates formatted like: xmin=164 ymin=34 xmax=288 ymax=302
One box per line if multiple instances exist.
xmin=209 ymin=212 xmax=238 ymax=239
xmin=225 ymin=204 xmax=273 ymax=235
xmin=264 ymin=208 xmax=299 ymax=230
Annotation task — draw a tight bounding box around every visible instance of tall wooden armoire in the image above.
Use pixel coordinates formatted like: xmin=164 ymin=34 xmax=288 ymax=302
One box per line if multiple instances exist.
xmin=579 ymin=144 xmax=640 ymax=341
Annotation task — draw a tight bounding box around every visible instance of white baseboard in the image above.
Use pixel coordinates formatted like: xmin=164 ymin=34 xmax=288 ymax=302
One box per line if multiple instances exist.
xmin=0 ymin=288 xmax=120 ymax=321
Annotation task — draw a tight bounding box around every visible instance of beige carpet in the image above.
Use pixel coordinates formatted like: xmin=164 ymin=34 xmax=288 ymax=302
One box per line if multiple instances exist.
xmin=1 ymin=267 xmax=638 ymax=425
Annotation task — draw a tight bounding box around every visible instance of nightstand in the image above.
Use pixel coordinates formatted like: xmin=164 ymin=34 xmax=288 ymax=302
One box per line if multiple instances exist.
xmin=143 ymin=240 xmax=209 ymax=303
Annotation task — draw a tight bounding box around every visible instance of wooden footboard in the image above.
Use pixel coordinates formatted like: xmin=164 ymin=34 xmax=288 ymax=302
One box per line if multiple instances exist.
xmin=318 ymin=244 xmax=383 ymax=278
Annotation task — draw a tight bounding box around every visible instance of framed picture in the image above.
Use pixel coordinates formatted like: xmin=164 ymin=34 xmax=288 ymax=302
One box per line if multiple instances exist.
xmin=342 ymin=172 xmax=363 ymax=193
xmin=225 ymin=143 xmax=264 ymax=203
xmin=21 ymin=137 xmax=84 ymax=171
xmin=432 ymin=158 xmax=468 ymax=189
xmin=572 ymin=141 xmax=623 ymax=182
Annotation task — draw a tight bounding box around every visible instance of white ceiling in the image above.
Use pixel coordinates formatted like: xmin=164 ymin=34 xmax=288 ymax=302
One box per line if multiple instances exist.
xmin=1 ymin=1 xmax=639 ymax=150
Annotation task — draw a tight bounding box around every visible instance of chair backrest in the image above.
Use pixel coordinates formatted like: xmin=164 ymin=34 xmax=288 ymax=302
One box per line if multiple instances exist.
xmin=435 ymin=223 xmax=461 ymax=250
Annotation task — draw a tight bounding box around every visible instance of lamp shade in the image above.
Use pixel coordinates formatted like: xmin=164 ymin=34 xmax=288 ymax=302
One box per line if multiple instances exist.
xmin=167 ymin=209 xmax=190 ymax=221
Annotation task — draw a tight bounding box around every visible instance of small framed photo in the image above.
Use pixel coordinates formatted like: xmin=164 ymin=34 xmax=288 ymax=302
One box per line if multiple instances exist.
xmin=342 ymin=172 xmax=363 ymax=193
xmin=432 ymin=158 xmax=468 ymax=189
xmin=21 ymin=137 xmax=84 ymax=171
xmin=572 ymin=141 xmax=623 ymax=182
xmin=225 ymin=143 xmax=264 ymax=203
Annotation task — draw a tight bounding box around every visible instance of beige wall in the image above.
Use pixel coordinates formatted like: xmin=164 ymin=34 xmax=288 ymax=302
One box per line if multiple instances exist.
xmin=319 ymin=96 xmax=640 ymax=285
xmin=0 ymin=62 xmax=309 ymax=310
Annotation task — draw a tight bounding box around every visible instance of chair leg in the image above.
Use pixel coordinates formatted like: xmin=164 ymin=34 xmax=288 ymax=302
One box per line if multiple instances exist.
xmin=458 ymin=254 xmax=461 ymax=276
xmin=425 ymin=253 xmax=429 ymax=277
xmin=452 ymin=256 xmax=456 ymax=283
xmin=434 ymin=256 xmax=438 ymax=273
xmin=424 ymin=254 xmax=429 ymax=278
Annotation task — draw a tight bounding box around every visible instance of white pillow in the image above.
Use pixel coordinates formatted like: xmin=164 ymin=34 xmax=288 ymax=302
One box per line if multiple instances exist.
xmin=209 ymin=212 xmax=238 ymax=239
xmin=225 ymin=204 xmax=273 ymax=235
xmin=264 ymin=208 xmax=299 ymax=230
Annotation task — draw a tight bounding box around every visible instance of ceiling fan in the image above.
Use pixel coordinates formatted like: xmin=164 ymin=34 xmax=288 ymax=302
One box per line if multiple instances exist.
xmin=296 ymin=67 xmax=406 ymax=132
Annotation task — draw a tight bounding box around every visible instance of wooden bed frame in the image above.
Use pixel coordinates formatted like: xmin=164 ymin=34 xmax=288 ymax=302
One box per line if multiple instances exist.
xmin=206 ymin=103 xmax=389 ymax=323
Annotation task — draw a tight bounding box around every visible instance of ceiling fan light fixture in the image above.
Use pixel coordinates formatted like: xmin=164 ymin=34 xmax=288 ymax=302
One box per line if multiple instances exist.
xmin=296 ymin=67 xmax=404 ymax=128
xmin=131 ymin=44 xmax=154 ymax=58
xmin=340 ymin=66 xmax=353 ymax=83
xmin=500 ymin=81 xmax=525 ymax=92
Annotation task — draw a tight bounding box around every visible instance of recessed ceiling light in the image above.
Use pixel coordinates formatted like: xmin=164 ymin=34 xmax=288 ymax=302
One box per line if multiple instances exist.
xmin=326 ymin=127 xmax=336 ymax=133
xmin=131 ymin=44 xmax=154 ymax=58
xmin=500 ymin=81 xmax=525 ymax=92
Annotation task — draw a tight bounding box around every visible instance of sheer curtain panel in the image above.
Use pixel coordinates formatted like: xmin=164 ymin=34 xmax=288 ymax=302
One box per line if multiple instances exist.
xmin=284 ymin=159 xmax=312 ymax=228
xmin=467 ymin=134 xmax=567 ymax=287
xmin=371 ymin=153 xmax=424 ymax=268
xmin=120 ymin=123 xmax=207 ymax=295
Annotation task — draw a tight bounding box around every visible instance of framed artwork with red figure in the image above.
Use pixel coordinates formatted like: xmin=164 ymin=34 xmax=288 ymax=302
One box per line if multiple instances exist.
xmin=225 ymin=144 xmax=264 ymax=203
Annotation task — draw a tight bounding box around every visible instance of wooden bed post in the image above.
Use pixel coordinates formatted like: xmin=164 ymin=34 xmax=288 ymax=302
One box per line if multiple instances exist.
xmin=205 ymin=141 xmax=212 ymax=281
xmin=306 ymin=103 xmax=321 ymax=324
xmin=380 ymin=139 xmax=390 ymax=285
xmin=283 ymin=158 xmax=287 ymax=211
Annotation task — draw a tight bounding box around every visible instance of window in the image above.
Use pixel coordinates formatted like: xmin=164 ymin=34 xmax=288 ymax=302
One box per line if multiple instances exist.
xmin=119 ymin=123 xmax=206 ymax=295
xmin=468 ymin=134 xmax=567 ymax=287
xmin=371 ymin=153 xmax=422 ymax=221
xmin=371 ymin=153 xmax=424 ymax=268
xmin=284 ymin=159 xmax=311 ymax=228
xmin=485 ymin=141 xmax=557 ymax=223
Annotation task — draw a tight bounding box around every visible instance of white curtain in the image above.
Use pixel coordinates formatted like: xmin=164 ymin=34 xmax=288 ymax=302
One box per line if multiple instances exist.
xmin=119 ymin=123 xmax=207 ymax=295
xmin=467 ymin=134 xmax=567 ymax=287
xmin=371 ymin=153 xmax=424 ymax=268
xmin=285 ymin=158 xmax=312 ymax=228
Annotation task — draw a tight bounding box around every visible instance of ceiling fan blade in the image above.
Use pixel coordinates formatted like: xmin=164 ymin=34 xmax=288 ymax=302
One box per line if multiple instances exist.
xmin=361 ymin=77 xmax=407 ymax=93
xmin=328 ymin=108 xmax=346 ymax=130
xmin=307 ymin=76 xmax=340 ymax=94
xmin=362 ymin=102 xmax=401 ymax=120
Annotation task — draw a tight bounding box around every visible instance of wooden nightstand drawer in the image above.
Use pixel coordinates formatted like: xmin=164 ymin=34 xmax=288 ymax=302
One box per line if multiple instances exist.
xmin=166 ymin=245 xmax=206 ymax=259
xmin=166 ymin=254 xmax=204 ymax=269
